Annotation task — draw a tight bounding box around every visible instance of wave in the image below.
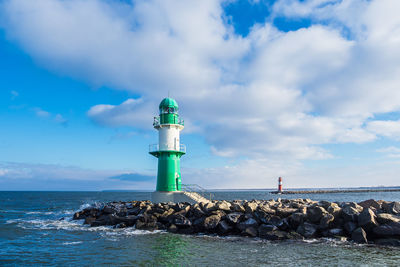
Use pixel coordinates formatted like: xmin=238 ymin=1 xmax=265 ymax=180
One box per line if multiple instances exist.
xmin=62 ymin=241 xmax=83 ymax=245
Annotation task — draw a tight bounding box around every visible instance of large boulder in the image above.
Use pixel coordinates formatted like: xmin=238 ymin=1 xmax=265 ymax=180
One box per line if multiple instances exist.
xmin=341 ymin=205 xmax=361 ymax=222
xmin=358 ymin=199 xmax=381 ymax=210
xmin=276 ymin=207 xmax=297 ymax=218
xmin=203 ymin=215 xmax=221 ymax=230
xmin=217 ymin=220 xmax=233 ymax=234
xmin=296 ymin=222 xmax=318 ymax=238
xmin=226 ymin=212 xmax=243 ymax=224
xmin=173 ymin=215 xmax=192 ymax=228
xmin=190 ymin=204 xmax=206 ymax=218
xmin=344 ymin=221 xmax=357 ymax=234
xmin=376 ymin=213 xmax=400 ymax=224
xmin=327 ymin=203 xmax=341 ymax=218
xmin=307 ymin=206 xmax=326 ymax=223
xmin=258 ymin=204 xmax=276 ymax=215
xmin=259 ymin=229 xmax=288 ymax=240
xmin=231 ymin=202 xmax=245 ymax=213
xmin=288 ymin=212 xmax=306 ymax=229
xmin=351 ymin=227 xmax=368 ymax=243
xmin=243 ymin=227 xmax=258 ymax=237
xmin=319 ymin=213 xmax=335 ymax=230
xmin=373 ymin=222 xmax=400 ymax=237
xmin=237 ymin=218 xmax=258 ymax=231
xmin=216 ymin=201 xmax=231 ymax=211
xmin=115 ymin=215 xmax=138 ymax=226
xmin=382 ymin=202 xmax=400 ymax=215
xmin=258 ymin=224 xmax=278 ymax=237
xmin=202 ymin=202 xmax=218 ymax=213
xmin=358 ymin=208 xmax=378 ymax=231
xmin=244 ymin=202 xmax=258 ymax=213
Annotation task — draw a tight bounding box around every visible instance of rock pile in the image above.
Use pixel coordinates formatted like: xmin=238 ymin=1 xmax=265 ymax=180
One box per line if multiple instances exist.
xmin=72 ymin=198 xmax=400 ymax=246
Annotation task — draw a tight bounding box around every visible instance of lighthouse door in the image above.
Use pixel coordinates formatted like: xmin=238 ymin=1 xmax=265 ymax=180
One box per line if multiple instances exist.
xmin=175 ymin=173 xmax=181 ymax=191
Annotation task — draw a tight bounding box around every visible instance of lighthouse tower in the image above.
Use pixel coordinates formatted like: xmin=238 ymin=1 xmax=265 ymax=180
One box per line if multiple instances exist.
xmin=149 ymin=97 xmax=187 ymax=202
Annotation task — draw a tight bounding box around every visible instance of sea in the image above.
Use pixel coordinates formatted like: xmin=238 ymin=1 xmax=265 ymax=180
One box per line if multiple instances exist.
xmin=1 ymin=190 xmax=400 ymax=266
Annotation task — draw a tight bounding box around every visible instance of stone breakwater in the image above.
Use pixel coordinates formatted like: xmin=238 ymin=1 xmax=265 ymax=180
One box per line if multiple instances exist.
xmin=271 ymin=189 xmax=400 ymax=194
xmin=73 ymin=198 xmax=400 ymax=246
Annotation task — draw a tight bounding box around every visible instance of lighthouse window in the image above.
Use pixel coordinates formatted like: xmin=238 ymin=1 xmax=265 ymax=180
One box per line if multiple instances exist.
xmin=169 ymin=107 xmax=175 ymax=113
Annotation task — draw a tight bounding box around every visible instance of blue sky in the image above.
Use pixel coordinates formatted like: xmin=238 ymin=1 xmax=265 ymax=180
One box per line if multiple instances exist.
xmin=1 ymin=0 xmax=400 ymax=190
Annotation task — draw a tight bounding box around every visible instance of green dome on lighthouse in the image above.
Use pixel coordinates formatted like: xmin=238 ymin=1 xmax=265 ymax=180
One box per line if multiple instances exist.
xmin=159 ymin=97 xmax=179 ymax=110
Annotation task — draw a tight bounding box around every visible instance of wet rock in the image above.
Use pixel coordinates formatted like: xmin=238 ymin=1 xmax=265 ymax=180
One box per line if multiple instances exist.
xmin=115 ymin=223 xmax=127 ymax=228
xmin=173 ymin=215 xmax=192 ymax=228
xmin=351 ymin=227 xmax=367 ymax=243
xmin=258 ymin=205 xmax=276 ymax=215
xmin=373 ymin=222 xmax=400 ymax=237
xmin=237 ymin=218 xmax=258 ymax=231
xmin=202 ymin=202 xmax=217 ymax=213
xmin=341 ymin=205 xmax=361 ymax=222
xmin=135 ymin=220 xmax=157 ymax=230
xmin=326 ymin=203 xmax=341 ymax=218
xmin=127 ymin=206 xmax=141 ymax=215
xmin=319 ymin=213 xmax=335 ymax=230
xmin=344 ymin=221 xmax=357 ymax=234
xmin=376 ymin=213 xmax=400 ymax=224
xmin=190 ymin=204 xmax=206 ymax=217
xmin=358 ymin=199 xmax=381 ymax=210
xmin=382 ymin=202 xmax=400 ymax=215
xmin=276 ymin=207 xmax=297 ymax=218
xmin=288 ymin=212 xmax=306 ymax=229
xmin=258 ymin=224 xmax=278 ymax=236
xmin=226 ymin=212 xmax=244 ymax=225
xmin=358 ymin=208 xmax=378 ymax=231
xmin=328 ymin=228 xmax=344 ymax=236
xmin=243 ymin=227 xmax=258 ymax=237
xmin=217 ymin=220 xmax=233 ymax=234
xmin=84 ymin=216 xmax=96 ymax=225
xmin=114 ymin=215 xmax=138 ymax=226
xmin=103 ymin=206 xmax=116 ymax=214
xmin=307 ymin=206 xmax=326 ymax=223
xmin=267 ymin=215 xmax=283 ymax=227
xmin=296 ymin=222 xmax=318 ymax=238
xmin=231 ymin=202 xmax=245 ymax=213
xmin=167 ymin=224 xmax=178 ymax=233
xmin=203 ymin=215 xmax=221 ymax=230
xmin=91 ymin=214 xmax=117 ymax=227
xmin=374 ymin=238 xmax=400 ymax=246
xmin=259 ymin=229 xmax=288 ymax=240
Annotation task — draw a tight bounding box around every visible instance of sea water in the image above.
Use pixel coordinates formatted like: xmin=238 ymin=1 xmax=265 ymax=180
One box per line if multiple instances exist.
xmin=1 ymin=191 xmax=400 ymax=266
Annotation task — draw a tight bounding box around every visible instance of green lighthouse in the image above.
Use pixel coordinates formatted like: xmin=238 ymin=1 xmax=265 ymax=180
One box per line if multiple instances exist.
xmin=149 ymin=98 xmax=185 ymax=192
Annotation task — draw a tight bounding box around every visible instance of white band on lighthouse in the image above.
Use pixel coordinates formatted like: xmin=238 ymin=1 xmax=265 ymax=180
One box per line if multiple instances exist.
xmin=158 ymin=125 xmax=182 ymax=151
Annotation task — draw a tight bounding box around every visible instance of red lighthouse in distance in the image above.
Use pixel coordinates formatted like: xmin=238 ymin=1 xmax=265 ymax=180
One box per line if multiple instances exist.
xmin=278 ymin=177 xmax=283 ymax=193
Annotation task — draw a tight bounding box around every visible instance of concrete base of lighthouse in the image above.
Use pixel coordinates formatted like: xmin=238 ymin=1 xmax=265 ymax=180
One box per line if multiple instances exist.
xmin=151 ymin=191 xmax=209 ymax=204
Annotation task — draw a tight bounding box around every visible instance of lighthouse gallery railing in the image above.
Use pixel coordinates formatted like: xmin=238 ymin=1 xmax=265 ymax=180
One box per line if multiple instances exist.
xmin=149 ymin=144 xmax=186 ymax=153
xmin=153 ymin=116 xmax=184 ymax=127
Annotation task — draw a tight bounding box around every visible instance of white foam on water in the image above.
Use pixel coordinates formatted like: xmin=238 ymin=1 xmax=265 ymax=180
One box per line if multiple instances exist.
xmin=62 ymin=241 xmax=83 ymax=245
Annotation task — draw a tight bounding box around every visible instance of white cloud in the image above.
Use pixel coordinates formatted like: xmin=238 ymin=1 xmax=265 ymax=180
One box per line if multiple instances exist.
xmin=368 ymin=120 xmax=400 ymax=140
xmin=87 ymin=98 xmax=154 ymax=129
xmin=376 ymin=146 xmax=400 ymax=158
xmin=33 ymin=107 xmax=51 ymax=118
xmin=2 ymin=0 xmax=400 ymax=187
xmin=32 ymin=107 xmax=68 ymax=125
